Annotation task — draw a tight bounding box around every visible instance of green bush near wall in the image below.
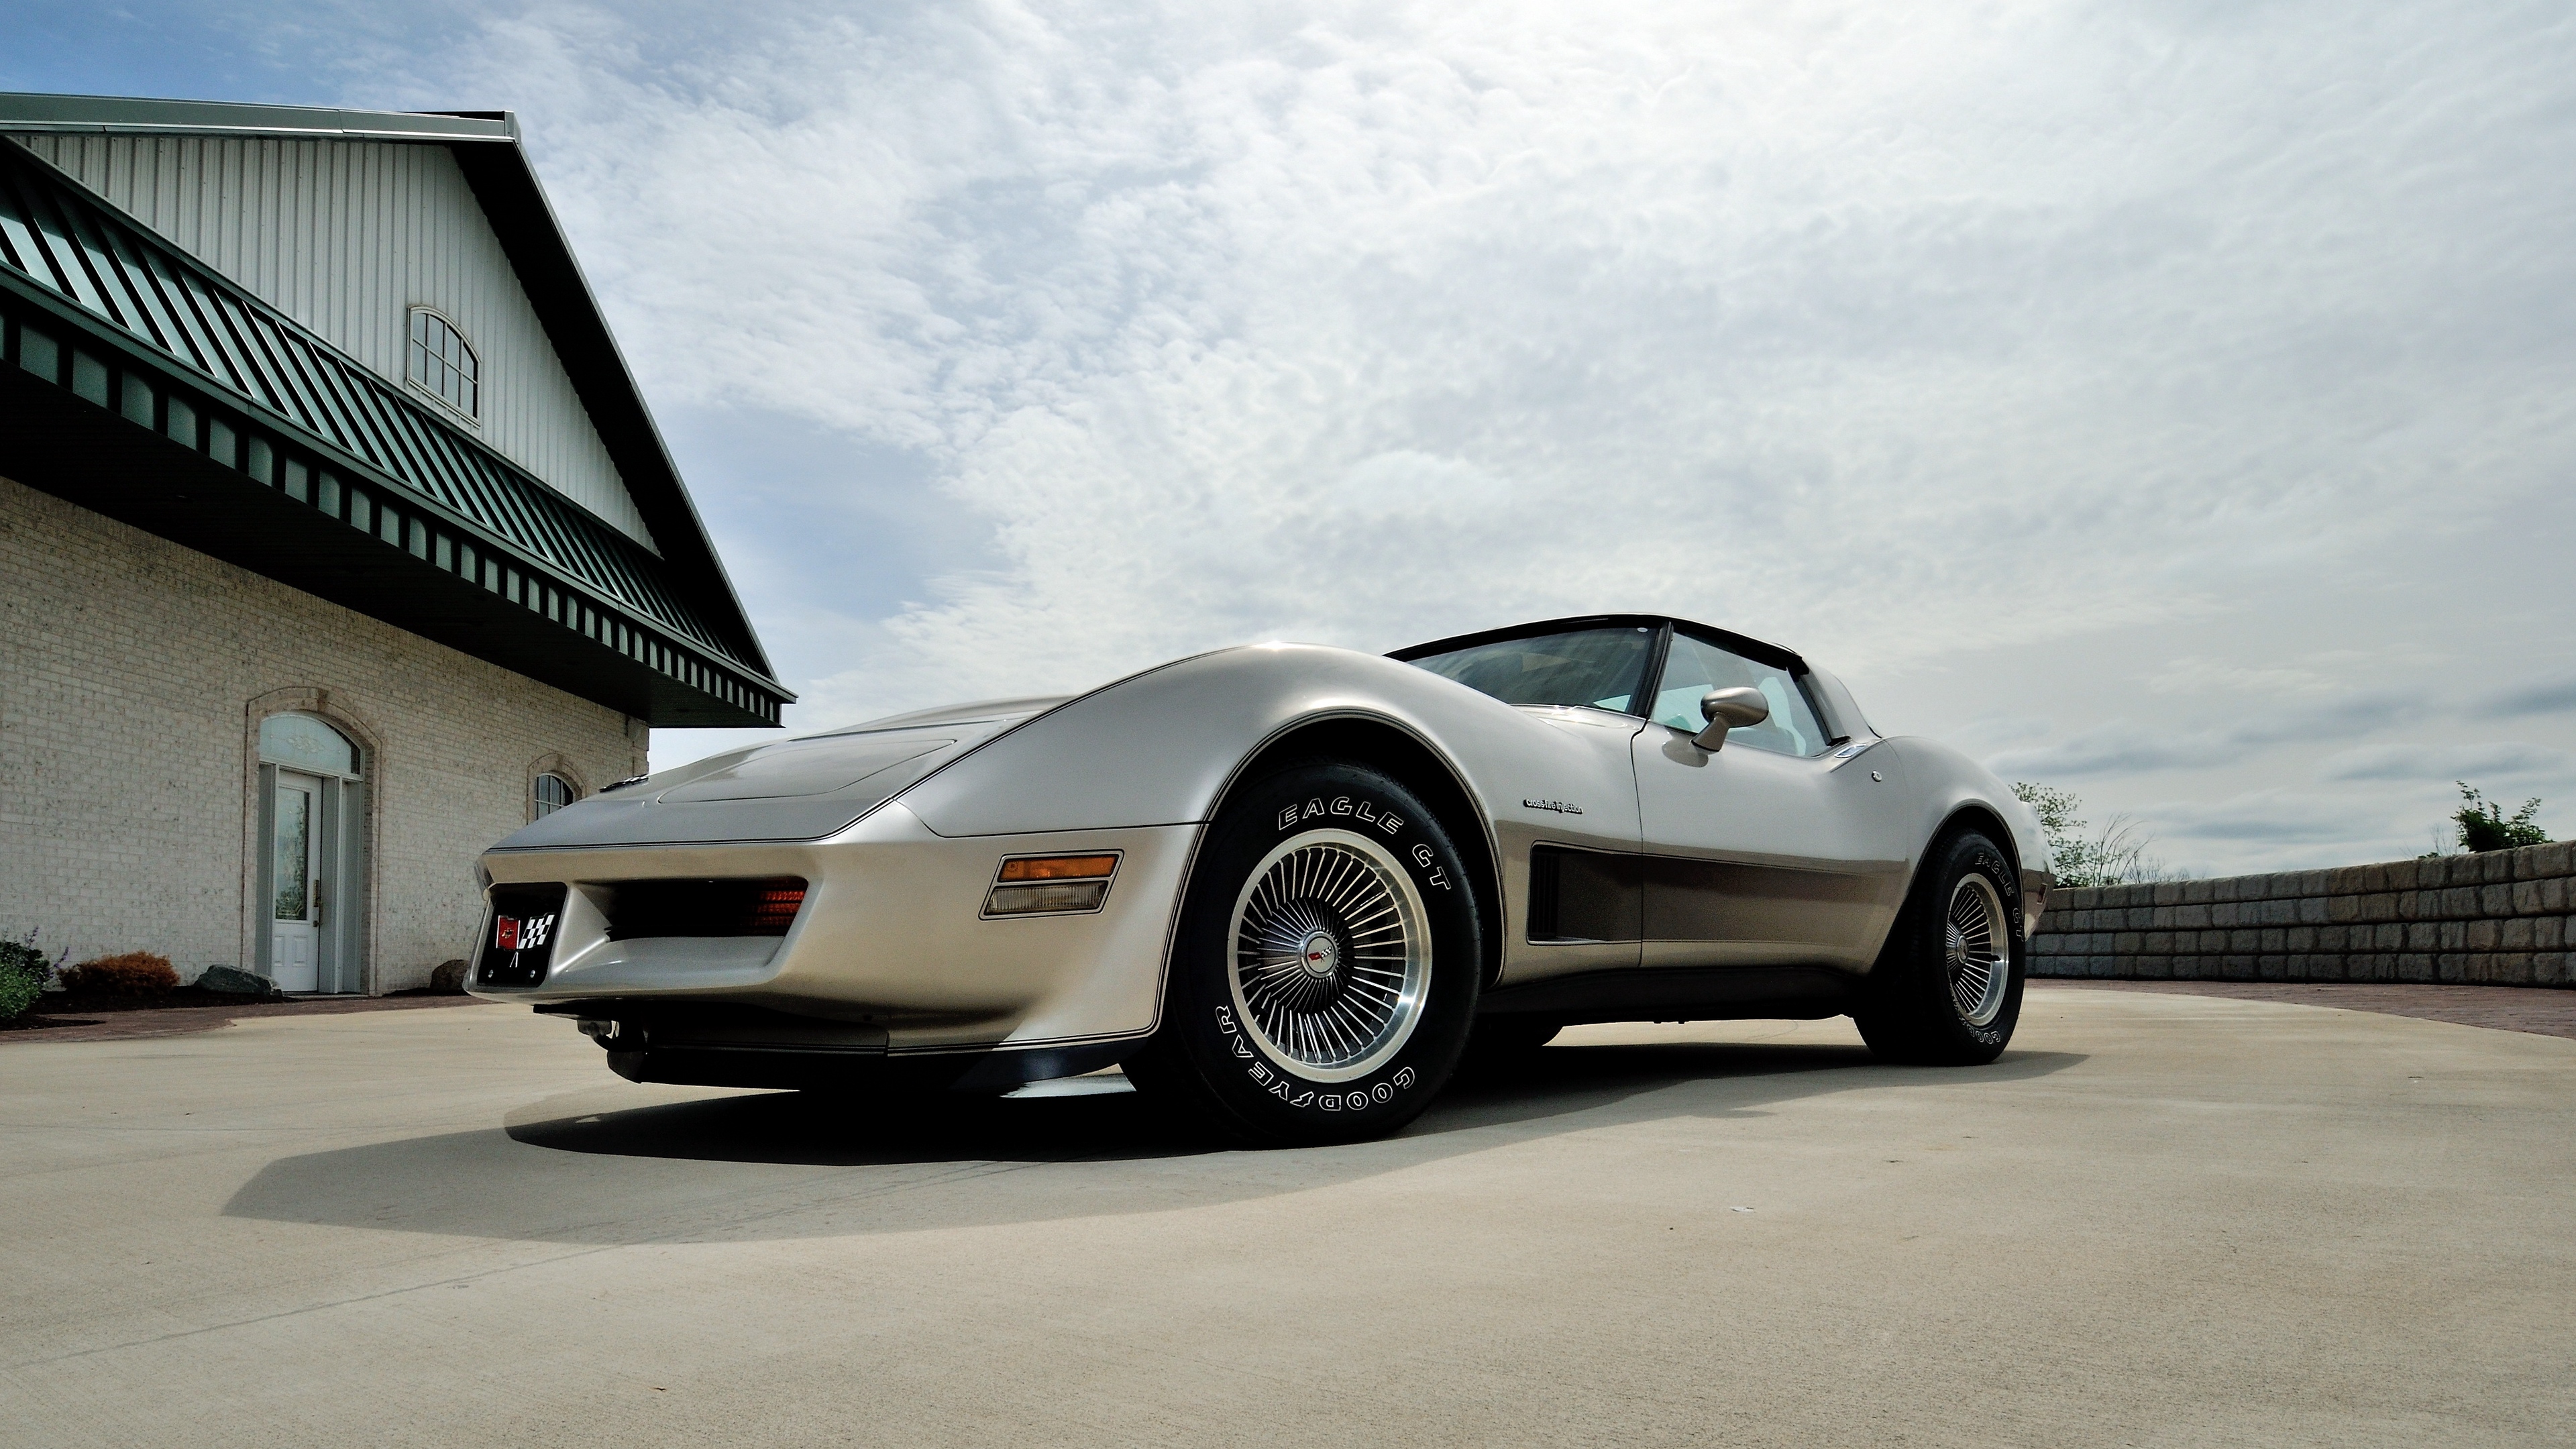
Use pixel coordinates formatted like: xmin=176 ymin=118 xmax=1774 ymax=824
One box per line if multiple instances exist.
xmin=0 ymin=933 xmax=56 ymax=1021
xmin=2455 ymin=783 xmax=2550 ymax=853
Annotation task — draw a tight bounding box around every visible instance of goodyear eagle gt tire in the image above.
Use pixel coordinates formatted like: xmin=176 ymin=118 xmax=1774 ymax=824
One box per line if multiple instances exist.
xmin=1126 ymin=762 xmax=1482 ymax=1146
xmin=1854 ymin=829 xmax=2026 ymax=1066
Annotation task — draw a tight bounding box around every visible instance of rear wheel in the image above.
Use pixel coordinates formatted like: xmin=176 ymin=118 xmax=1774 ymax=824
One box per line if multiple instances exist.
xmin=1854 ymin=830 xmax=2025 ymax=1065
xmin=1124 ymin=761 xmax=1482 ymax=1146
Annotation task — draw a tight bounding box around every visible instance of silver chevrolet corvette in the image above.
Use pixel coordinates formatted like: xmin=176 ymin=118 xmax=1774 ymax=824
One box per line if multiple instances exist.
xmin=472 ymin=614 xmax=2052 ymax=1144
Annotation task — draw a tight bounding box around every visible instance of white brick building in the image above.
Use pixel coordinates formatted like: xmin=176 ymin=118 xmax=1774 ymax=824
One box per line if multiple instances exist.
xmin=0 ymin=95 xmax=788 ymax=991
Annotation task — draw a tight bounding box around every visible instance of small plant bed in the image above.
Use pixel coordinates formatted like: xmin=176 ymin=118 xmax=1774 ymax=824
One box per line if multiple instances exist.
xmin=0 ymin=1012 xmax=106 ymax=1032
xmin=2 ymin=990 xmax=486 ymax=1044
xmin=27 ymin=983 xmax=299 ymax=1016
xmin=58 ymin=952 xmax=180 ymax=997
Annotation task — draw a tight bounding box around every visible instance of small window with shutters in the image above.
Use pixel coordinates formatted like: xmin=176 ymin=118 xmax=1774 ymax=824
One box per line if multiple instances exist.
xmin=407 ymin=307 xmax=480 ymax=421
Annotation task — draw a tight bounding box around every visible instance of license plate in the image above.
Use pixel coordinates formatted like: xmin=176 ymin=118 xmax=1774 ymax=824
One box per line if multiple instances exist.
xmin=477 ymin=884 xmax=568 ymax=988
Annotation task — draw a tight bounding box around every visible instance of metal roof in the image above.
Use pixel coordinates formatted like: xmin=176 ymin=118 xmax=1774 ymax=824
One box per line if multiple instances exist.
xmin=0 ymin=93 xmax=521 ymax=144
xmin=0 ymin=93 xmax=790 ymax=727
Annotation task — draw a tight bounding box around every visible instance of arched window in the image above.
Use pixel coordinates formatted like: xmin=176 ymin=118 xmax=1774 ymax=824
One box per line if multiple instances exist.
xmin=533 ymin=772 xmax=579 ymax=819
xmin=258 ymin=712 xmax=360 ymax=777
xmin=407 ymin=307 xmax=480 ymax=420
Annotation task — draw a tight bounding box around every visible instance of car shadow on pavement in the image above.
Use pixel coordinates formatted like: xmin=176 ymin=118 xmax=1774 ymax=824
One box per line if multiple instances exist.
xmin=222 ymin=1041 xmax=2083 ymax=1246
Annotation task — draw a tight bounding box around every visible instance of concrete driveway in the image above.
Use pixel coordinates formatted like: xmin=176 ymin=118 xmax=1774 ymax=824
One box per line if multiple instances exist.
xmin=2 ymin=986 xmax=2569 ymax=1447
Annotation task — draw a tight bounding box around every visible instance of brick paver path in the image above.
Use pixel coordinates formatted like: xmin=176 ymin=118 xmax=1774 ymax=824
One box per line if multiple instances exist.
xmin=2035 ymin=980 xmax=2576 ymax=1041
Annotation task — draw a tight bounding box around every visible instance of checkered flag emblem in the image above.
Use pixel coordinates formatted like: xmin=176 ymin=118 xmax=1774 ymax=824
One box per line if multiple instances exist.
xmin=496 ymin=914 xmax=555 ymax=951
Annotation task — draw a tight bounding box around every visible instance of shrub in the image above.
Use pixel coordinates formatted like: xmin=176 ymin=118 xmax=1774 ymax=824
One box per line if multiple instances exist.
xmin=2010 ymin=782 xmax=2187 ymax=888
xmin=0 ymin=969 xmax=38 ymax=1021
xmin=60 ymin=952 xmax=178 ymax=998
xmin=2454 ymin=783 xmax=2548 ymax=853
xmin=0 ymin=930 xmax=55 ymax=1022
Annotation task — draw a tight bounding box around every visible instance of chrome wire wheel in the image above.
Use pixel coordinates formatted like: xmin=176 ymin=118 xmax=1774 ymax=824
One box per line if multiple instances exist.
xmin=1944 ymin=873 xmax=2010 ymax=1028
xmin=1227 ymin=828 xmax=1432 ymax=1083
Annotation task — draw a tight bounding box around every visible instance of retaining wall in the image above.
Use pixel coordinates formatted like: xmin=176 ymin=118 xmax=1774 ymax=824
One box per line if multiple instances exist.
xmin=2029 ymin=841 xmax=2576 ymax=988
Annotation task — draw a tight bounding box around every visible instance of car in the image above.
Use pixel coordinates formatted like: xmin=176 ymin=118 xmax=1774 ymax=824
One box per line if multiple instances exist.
xmin=471 ymin=614 xmax=2053 ymax=1144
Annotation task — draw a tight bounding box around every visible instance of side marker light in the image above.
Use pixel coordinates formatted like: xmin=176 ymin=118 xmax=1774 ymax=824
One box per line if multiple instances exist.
xmin=984 ymin=853 xmax=1120 ymax=916
xmin=998 ymin=855 xmax=1119 ymax=882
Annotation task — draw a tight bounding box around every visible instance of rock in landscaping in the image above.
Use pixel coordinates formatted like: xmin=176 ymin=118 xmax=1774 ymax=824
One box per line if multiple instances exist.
xmin=428 ymin=959 xmax=470 ymax=994
xmin=195 ymin=965 xmax=285 ymax=999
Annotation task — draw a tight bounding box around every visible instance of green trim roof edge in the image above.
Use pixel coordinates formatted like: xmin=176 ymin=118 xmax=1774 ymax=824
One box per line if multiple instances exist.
xmin=0 ymin=91 xmax=782 ymax=690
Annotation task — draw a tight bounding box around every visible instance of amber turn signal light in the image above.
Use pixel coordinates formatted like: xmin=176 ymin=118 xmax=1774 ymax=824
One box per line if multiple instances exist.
xmin=997 ymin=855 xmax=1119 ymax=882
xmin=985 ymin=853 xmax=1121 ymax=916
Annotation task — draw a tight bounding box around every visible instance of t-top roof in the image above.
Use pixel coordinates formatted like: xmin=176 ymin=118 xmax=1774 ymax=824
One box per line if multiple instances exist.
xmin=1390 ymin=613 xmax=1806 ymax=674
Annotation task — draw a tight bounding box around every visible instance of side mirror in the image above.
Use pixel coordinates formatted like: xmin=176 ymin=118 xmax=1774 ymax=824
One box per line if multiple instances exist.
xmin=1693 ymin=687 xmax=1770 ymax=751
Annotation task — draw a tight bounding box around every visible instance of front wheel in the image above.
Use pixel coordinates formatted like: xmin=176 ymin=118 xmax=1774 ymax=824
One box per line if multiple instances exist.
xmin=1124 ymin=761 xmax=1483 ymax=1146
xmin=1854 ymin=830 xmax=2026 ymax=1066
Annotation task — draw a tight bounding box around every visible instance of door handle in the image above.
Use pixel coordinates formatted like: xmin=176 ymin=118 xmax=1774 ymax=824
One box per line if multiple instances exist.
xmin=313 ymin=877 xmax=325 ymax=925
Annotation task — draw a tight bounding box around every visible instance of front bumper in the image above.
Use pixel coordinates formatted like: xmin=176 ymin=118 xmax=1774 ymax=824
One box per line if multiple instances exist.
xmin=468 ymin=802 xmax=1199 ymax=1055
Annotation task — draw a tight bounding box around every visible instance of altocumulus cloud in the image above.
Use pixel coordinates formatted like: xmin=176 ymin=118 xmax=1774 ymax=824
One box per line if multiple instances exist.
xmin=1986 ymin=686 xmax=2432 ymax=778
xmin=2317 ymin=742 xmax=2576 ymax=784
xmin=2483 ymin=675 xmax=2576 ymax=720
xmin=2147 ymin=790 xmax=2400 ymax=846
xmin=323 ymin=0 xmax=2576 ymax=865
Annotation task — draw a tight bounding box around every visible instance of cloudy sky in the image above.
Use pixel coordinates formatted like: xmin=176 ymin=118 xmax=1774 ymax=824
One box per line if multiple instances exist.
xmin=13 ymin=1 xmax=2576 ymax=875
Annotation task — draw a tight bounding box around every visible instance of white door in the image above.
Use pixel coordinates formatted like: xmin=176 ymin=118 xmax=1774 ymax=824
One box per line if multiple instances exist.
xmin=268 ymin=772 xmax=321 ymax=992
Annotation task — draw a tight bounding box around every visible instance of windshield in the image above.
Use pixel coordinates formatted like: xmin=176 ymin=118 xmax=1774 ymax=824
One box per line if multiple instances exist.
xmin=1403 ymin=625 xmax=1656 ymax=713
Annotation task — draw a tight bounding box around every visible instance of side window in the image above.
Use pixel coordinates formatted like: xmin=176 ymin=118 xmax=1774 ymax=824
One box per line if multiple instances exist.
xmin=1404 ymin=626 xmax=1658 ymax=714
xmin=1651 ymin=635 xmax=1829 ymax=757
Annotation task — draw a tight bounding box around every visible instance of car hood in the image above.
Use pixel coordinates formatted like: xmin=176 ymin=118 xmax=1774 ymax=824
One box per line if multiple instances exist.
xmin=490 ymin=696 xmax=1069 ymax=849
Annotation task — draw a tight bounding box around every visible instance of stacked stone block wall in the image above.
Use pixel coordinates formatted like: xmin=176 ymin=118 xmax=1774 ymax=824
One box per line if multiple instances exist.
xmin=2031 ymin=842 xmax=2576 ymax=988
xmin=0 ymin=474 xmax=649 ymax=990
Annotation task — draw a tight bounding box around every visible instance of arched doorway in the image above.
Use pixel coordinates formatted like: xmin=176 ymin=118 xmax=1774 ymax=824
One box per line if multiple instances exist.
xmin=256 ymin=712 xmax=368 ymax=994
